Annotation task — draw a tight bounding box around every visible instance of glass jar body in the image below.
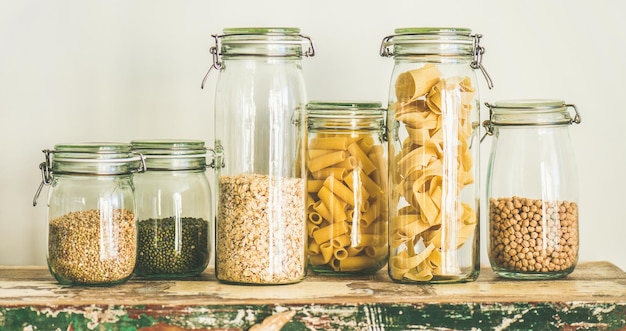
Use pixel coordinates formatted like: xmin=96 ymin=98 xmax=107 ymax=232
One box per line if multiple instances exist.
xmin=133 ymin=170 xmax=212 ymax=278
xmin=486 ymin=104 xmax=579 ymax=279
xmin=383 ymin=28 xmax=482 ymax=283
xmin=305 ymin=102 xmax=388 ymax=275
xmin=213 ymin=29 xmax=308 ymax=284
xmin=46 ymin=174 xmax=137 ymax=286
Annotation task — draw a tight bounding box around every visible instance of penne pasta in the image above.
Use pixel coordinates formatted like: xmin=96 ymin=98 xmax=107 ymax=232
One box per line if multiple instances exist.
xmin=308 ymin=150 xmax=347 ymax=173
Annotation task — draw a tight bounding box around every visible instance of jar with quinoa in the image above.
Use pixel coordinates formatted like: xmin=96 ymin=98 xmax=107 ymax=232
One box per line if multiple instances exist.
xmin=131 ymin=140 xmax=212 ymax=279
xmin=484 ymin=100 xmax=582 ymax=279
xmin=34 ymin=143 xmax=145 ymax=286
xmin=208 ymin=27 xmax=314 ymax=284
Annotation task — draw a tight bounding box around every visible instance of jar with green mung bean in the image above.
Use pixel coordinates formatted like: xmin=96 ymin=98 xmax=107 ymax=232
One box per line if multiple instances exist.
xmin=131 ymin=140 xmax=213 ymax=278
xmin=33 ymin=143 xmax=145 ymax=286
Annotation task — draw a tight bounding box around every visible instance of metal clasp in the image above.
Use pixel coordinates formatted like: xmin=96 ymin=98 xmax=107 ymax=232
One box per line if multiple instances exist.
xmin=201 ymin=34 xmax=223 ymax=89
xmin=300 ymin=34 xmax=316 ymax=57
xmin=470 ymin=34 xmax=494 ymax=90
xmin=201 ymin=33 xmax=315 ymax=89
xmin=379 ymin=35 xmax=394 ymax=58
xmin=566 ymin=104 xmax=582 ymax=124
xmin=480 ymin=102 xmax=496 ymax=143
xmin=33 ymin=149 xmax=53 ymax=207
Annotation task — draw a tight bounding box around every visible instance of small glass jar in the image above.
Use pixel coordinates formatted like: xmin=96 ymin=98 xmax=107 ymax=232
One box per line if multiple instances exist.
xmin=305 ymin=101 xmax=388 ymax=275
xmin=209 ymin=27 xmax=315 ymax=284
xmin=484 ymin=100 xmax=581 ymax=279
xmin=34 ymin=143 xmax=144 ymax=286
xmin=131 ymin=140 xmax=212 ymax=279
xmin=380 ymin=27 xmax=492 ymax=283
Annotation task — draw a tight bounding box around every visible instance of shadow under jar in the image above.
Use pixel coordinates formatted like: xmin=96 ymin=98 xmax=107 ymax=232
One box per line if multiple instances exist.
xmin=34 ymin=143 xmax=144 ymax=286
xmin=484 ymin=100 xmax=581 ymax=279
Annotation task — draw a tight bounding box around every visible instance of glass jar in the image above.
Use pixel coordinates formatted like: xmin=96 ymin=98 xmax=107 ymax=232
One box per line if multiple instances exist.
xmin=209 ymin=27 xmax=314 ymax=284
xmin=380 ymin=27 xmax=492 ymax=283
xmin=484 ymin=100 xmax=581 ymax=279
xmin=131 ymin=140 xmax=212 ymax=279
xmin=305 ymin=101 xmax=388 ymax=275
xmin=33 ymin=143 xmax=144 ymax=286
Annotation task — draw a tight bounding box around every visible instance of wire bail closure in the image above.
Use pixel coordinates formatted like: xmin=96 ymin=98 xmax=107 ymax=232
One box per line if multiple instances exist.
xmin=480 ymin=102 xmax=581 ymax=143
xmin=470 ymin=34 xmax=493 ymax=90
xmin=32 ymin=150 xmax=147 ymax=207
xmin=201 ymin=33 xmax=315 ymax=89
xmin=379 ymin=31 xmax=494 ymax=90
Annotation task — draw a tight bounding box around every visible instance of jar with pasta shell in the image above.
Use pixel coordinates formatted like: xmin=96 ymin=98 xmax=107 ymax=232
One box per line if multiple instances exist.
xmin=305 ymin=101 xmax=388 ymax=275
xmin=484 ymin=100 xmax=581 ymax=279
xmin=380 ymin=27 xmax=492 ymax=283
xmin=207 ymin=27 xmax=314 ymax=284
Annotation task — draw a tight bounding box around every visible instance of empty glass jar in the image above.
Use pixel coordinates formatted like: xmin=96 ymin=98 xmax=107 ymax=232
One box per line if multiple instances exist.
xmin=305 ymin=101 xmax=388 ymax=275
xmin=484 ymin=100 xmax=581 ymax=279
xmin=380 ymin=27 xmax=492 ymax=283
xmin=131 ymin=140 xmax=212 ymax=279
xmin=209 ymin=27 xmax=315 ymax=284
xmin=34 ymin=143 xmax=144 ymax=286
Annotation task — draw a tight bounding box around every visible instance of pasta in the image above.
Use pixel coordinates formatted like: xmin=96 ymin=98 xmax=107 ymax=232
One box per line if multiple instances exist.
xmin=389 ymin=64 xmax=479 ymax=282
xmin=308 ymin=151 xmax=347 ymax=173
xmin=306 ymin=130 xmax=388 ymax=273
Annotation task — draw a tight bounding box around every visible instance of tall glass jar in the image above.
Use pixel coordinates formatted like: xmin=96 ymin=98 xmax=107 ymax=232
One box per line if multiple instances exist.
xmin=380 ymin=27 xmax=492 ymax=283
xmin=131 ymin=140 xmax=212 ymax=279
xmin=484 ymin=100 xmax=581 ymax=279
xmin=33 ymin=143 xmax=144 ymax=286
xmin=305 ymin=101 xmax=388 ymax=275
xmin=210 ymin=27 xmax=314 ymax=284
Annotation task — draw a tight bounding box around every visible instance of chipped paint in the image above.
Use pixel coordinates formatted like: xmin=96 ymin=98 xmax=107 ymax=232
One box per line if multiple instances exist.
xmin=0 ymin=262 xmax=624 ymax=330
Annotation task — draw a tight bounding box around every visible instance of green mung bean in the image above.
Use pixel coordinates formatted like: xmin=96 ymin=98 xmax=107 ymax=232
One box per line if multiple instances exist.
xmin=135 ymin=217 xmax=209 ymax=277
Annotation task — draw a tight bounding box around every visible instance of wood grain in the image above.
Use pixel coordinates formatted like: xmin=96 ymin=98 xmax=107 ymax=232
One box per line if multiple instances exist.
xmin=0 ymin=262 xmax=624 ymax=330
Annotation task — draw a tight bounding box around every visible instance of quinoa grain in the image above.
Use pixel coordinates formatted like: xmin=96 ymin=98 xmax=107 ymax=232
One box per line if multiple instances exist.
xmin=48 ymin=209 xmax=136 ymax=285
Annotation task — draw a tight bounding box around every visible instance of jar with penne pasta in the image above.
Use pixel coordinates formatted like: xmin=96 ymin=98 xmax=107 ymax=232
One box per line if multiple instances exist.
xmin=305 ymin=101 xmax=388 ymax=275
xmin=484 ymin=100 xmax=581 ymax=280
xmin=209 ymin=27 xmax=314 ymax=284
xmin=380 ymin=27 xmax=492 ymax=283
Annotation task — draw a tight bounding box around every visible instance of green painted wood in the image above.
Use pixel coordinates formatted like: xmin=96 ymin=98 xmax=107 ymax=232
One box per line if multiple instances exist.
xmin=1 ymin=302 xmax=625 ymax=330
xmin=0 ymin=262 xmax=624 ymax=331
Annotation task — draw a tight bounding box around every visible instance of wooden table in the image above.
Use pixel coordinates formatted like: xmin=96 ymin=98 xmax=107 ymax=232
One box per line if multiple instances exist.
xmin=0 ymin=261 xmax=624 ymax=330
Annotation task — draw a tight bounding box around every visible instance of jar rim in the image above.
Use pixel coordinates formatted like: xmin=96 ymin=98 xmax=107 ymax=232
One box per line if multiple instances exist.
xmin=217 ymin=26 xmax=313 ymax=59
xmin=381 ymin=26 xmax=477 ymax=59
xmin=130 ymin=139 xmax=206 ymax=155
xmin=222 ymin=27 xmax=301 ymax=36
xmin=485 ymin=99 xmax=579 ymax=126
xmin=54 ymin=142 xmax=132 ymax=155
xmin=307 ymin=101 xmax=385 ymax=119
xmin=393 ymin=27 xmax=472 ymax=36
xmin=46 ymin=142 xmax=143 ymax=176
xmin=489 ymin=99 xmax=566 ymax=110
xmin=130 ymin=139 xmax=207 ymax=171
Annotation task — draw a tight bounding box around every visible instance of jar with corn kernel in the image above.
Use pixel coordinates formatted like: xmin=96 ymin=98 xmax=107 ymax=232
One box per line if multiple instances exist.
xmin=484 ymin=100 xmax=581 ymax=279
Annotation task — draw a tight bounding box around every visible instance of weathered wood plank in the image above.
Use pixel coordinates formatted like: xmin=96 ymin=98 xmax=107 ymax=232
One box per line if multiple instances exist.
xmin=0 ymin=262 xmax=624 ymax=330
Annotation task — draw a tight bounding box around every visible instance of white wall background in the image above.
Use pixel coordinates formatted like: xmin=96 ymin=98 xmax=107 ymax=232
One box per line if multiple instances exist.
xmin=1 ymin=0 xmax=624 ymax=271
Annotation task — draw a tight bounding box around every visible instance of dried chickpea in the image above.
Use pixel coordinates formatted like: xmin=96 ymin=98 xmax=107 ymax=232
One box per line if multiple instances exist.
xmin=489 ymin=197 xmax=579 ymax=278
